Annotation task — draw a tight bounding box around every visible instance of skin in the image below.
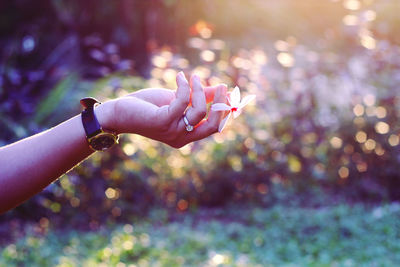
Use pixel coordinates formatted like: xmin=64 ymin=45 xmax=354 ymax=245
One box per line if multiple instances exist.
xmin=0 ymin=72 xmax=228 ymax=214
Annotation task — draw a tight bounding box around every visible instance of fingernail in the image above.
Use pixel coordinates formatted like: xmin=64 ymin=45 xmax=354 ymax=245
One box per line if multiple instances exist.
xmin=193 ymin=74 xmax=200 ymax=83
xmin=220 ymin=83 xmax=228 ymax=93
xmin=179 ymin=71 xmax=188 ymax=82
xmin=191 ymin=75 xmax=202 ymax=88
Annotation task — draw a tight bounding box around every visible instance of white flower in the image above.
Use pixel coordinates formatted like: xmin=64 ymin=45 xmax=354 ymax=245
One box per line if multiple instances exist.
xmin=211 ymin=86 xmax=256 ymax=132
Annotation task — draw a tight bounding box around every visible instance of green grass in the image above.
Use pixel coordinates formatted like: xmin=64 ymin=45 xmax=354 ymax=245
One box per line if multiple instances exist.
xmin=2 ymin=204 xmax=400 ymax=267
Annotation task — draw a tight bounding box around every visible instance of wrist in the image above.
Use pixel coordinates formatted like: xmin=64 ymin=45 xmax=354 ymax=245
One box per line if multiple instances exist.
xmin=94 ymin=99 xmax=119 ymax=134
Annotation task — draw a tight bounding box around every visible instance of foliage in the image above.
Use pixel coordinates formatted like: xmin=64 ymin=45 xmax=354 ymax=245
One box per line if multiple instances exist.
xmin=2 ymin=204 xmax=400 ymax=266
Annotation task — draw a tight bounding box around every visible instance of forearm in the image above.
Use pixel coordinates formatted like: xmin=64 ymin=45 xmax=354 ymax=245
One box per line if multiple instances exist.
xmin=0 ymin=114 xmax=95 ymax=213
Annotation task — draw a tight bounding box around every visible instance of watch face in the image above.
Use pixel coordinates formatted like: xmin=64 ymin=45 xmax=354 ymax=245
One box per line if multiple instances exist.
xmin=89 ymin=133 xmax=118 ymax=151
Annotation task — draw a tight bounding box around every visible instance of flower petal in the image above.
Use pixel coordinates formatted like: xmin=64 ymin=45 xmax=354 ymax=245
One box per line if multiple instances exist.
xmin=238 ymin=94 xmax=256 ymax=109
xmin=226 ymin=94 xmax=231 ymax=106
xmin=218 ymin=112 xmax=231 ymax=132
xmin=233 ymin=109 xmax=242 ymax=119
xmin=229 ymin=86 xmax=241 ymax=107
xmin=211 ymin=103 xmax=231 ymax=111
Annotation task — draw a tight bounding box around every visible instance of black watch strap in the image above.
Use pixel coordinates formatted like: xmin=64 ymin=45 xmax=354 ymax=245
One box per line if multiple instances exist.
xmin=80 ymin=97 xmax=102 ymax=138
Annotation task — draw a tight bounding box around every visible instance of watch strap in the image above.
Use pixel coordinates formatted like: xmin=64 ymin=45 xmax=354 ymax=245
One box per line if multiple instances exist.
xmin=80 ymin=97 xmax=102 ymax=138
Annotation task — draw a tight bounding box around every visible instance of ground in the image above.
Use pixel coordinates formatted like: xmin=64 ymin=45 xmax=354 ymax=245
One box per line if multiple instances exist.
xmin=2 ymin=203 xmax=400 ymax=267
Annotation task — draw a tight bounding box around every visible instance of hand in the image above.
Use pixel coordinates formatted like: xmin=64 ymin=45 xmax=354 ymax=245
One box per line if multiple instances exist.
xmin=97 ymin=72 xmax=228 ymax=148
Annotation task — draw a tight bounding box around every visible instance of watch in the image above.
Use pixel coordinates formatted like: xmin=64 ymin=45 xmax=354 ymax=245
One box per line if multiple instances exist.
xmin=80 ymin=97 xmax=119 ymax=151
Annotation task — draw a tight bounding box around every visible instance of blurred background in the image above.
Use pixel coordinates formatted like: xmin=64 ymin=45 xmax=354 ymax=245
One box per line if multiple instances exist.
xmin=1 ymin=0 xmax=400 ymax=266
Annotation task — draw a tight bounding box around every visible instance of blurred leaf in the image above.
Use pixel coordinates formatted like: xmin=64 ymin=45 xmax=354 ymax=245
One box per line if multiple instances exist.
xmin=0 ymin=115 xmax=28 ymax=138
xmin=34 ymin=74 xmax=78 ymax=124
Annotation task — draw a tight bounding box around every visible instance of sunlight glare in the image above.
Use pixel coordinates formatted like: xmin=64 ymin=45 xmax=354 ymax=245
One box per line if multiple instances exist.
xmin=388 ymin=134 xmax=399 ymax=146
xmin=123 ymin=144 xmax=137 ymax=156
xmin=211 ymin=254 xmax=227 ymax=265
xmin=152 ymin=56 xmax=167 ymax=68
xmin=187 ymin=37 xmax=206 ymax=49
xmin=343 ymin=15 xmax=359 ymax=26
xmin=162 ymin=69 xmax=177 ymax=84
xmin=209 ymin=39 xmax=225 ymax=50
xmin=274 ymin=40 xmax=289 ymax=52
xmin=338 ymin=166 xmax=349 ymax=179
xmin=375 ymin=122 xmax=389 ymax=134
xmin=344 ymin=0 xmax=361 ymax=10
xmin=353 ymin=104 xmax=364 ymax=116
xmin=330 ymin=136 xmax=343 ymax=149
xmin=355 ymin=131 xmax=367 ymax=143
xmin=277 ymin=53 xmax=295 ymax=67
xmin=364 ymin=139 xmax=376 ymax=150
xmin=375 ymin=106 xmax=387 ymax=118
xmin=200 ymin=50 xmax=215 ymax=62
xmin=361 ymin=35 xmax=376 ymax=50
xmin=363 ymin=94 xmax=376 ymax=106
xmin=364 ymin=10 xmax=376 ymax=21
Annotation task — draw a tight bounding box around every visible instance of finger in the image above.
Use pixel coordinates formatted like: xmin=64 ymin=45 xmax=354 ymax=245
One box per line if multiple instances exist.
xmin=185 ymin=75 xmax=207 ymax=126
xmin=167 ymin=72 xmax=190 ymax=122
xmin=183 ymin=84 xmax=228 ymax=142
xmin=123 ymin=82 xmax=224 ymax=107
xmin=202 ymin=83 xmax=228 ymax=132
xmin=204 ymin=84 xmax=227 ymax=103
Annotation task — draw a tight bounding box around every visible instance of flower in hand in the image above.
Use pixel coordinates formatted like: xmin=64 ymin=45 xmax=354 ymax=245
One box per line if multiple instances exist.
xmin=210 ymin=86 xmax=256 ymax=132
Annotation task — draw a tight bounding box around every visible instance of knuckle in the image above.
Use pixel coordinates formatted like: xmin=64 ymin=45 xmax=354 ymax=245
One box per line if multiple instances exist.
xmin=181 ymin=97 xmax=190 ymax=106
xmin=209 ymin=122 xmax=219 ymax=133
xmin=193 ymin=109 xmax=207 ymax=120
xmin=212 ymin=126 xmax=219 ymax=134
xmin=158 ymin=122 xmax=170 ymax=132
xmin=199 ymin=109 xmax=207 ymax=118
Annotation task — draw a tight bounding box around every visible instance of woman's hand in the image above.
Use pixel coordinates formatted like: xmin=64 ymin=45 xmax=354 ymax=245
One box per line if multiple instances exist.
xmin=97 ymin=72 xmax=228 ymax=148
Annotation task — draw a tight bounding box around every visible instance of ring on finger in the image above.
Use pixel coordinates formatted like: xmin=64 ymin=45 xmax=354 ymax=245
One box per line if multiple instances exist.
xmin=183 ymin=114 xmax=194 ymax=132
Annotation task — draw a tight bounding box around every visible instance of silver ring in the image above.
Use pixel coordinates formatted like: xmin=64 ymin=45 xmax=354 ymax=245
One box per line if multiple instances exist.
xmin=183 ymin=115 xmax=194 ymax=132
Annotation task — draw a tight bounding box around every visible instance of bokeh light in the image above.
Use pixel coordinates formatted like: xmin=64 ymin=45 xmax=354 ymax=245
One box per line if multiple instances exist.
xmin=375 ymin=122 xmax=389 ymax=135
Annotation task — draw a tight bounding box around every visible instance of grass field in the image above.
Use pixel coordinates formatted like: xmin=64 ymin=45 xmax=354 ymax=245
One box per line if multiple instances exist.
xmin=2 ymin=204 xmax=400 ymax=267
